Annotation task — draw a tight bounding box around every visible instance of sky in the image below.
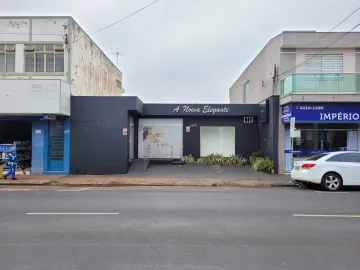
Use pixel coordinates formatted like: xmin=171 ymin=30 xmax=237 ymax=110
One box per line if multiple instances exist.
xmin=1 ymin=0 xmax=359 ymax=103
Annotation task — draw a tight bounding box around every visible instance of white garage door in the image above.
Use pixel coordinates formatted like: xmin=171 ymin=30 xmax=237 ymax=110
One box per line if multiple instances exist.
xmin=138 ymin=119 xmax=183 ymax=159
xmin=200 ymin=126 xmax=235 ymax=157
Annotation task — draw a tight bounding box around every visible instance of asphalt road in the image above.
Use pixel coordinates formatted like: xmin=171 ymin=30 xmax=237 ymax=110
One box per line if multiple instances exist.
xmin=0 ymin=186 xmax=360 ymax=270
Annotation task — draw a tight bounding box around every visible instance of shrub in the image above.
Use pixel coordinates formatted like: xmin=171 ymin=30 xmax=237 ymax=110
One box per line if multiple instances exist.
xmin=181 ymin=154 xmax=196 ymax=164
xmin=249 ymin=150 xmax=265 ymax=165
xmin=251 ymin=157 xmax=274 ymax=174
xmin=182 ymin=154 xmax=247 ymax=165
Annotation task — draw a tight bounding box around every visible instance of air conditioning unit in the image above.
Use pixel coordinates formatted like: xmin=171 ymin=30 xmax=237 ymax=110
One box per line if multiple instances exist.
xmin=244 ymin=117 xmax=254 ymax=123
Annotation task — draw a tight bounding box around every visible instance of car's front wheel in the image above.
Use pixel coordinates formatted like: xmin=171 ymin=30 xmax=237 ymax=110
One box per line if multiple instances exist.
xmin=321 ymin=173 xmax=343 ymax=191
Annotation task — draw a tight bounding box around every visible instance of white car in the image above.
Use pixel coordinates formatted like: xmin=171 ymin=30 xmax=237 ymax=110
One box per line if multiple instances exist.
xmin=291 ymin=151 xmax=360 ymax=191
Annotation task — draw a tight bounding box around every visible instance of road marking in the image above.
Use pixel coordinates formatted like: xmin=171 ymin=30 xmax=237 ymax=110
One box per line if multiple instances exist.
xmin=293 ymin=214 xmax=360 ymax=218
xmin=312 ymin=190 xmax=347 ymax=193
xmin=26 ymin=212 xmax=119 ymax=215
xmin=0 ymin=189 xmax=30 ymax=192
xmin=57 ymin=188 xmax=93 ymax=192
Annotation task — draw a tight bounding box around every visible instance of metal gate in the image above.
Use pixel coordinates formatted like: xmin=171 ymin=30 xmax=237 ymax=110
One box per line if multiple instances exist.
xmin=48 ymin=119 xmax=64 ymax=171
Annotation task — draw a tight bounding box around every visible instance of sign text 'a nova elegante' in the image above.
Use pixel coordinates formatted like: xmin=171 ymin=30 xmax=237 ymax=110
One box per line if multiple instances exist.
xmin=173 ymin=105 xmax=230 ymax=114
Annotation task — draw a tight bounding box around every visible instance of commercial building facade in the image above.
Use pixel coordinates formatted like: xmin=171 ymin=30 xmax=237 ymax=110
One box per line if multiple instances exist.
xmin=0 ymin=16 xmax=123 ymax=175
xmin=229 ymin=31 xmax=360 ymax=173
xmin=70 ymin=96 xmax=279 ymax=175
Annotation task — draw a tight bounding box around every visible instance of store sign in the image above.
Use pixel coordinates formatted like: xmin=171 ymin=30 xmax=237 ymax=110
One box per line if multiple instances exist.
xmin=42 ymin=114 xmax=57 ymax=120
xmin=282 ymin=105 xmax=291 ymax=123
xmin=172 ymin=105 xmax=230 ymax=114
xmin=282 ymin=103 xmax=360 ymax=123
xmin=0 ymin=145 xmax=9 ymax=152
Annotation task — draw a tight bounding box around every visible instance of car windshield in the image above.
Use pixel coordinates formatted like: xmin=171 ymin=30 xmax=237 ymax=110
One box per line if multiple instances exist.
xmin=305 ymin=153 xmax=330 ymax=161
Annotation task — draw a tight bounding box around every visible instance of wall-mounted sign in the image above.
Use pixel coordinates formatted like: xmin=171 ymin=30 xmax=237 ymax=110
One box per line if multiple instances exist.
xmin=282 ymin=103 xmax=360 ymax=123
xmin=35 ymin=130 xmax=42 ymax=134
xmin=186 ymin=126 xmax=190 ymax=132
xmin=42 ymin=114 xmax=57 ymax=120
xmin=173 ymin=105 xmax=230 ymax=114
xmin=0 ymin=145 xmax=9 ymax=152
xmin=123 ymin=128 xmax=128 ymax=135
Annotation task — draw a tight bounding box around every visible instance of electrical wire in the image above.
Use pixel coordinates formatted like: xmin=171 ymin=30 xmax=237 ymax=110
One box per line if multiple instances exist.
xmin=283 ymin=35 xmax=360 ymax=75
xmin=0 ymin=0 xmax=160 ymax=41
xmin=279 ymin=22 xmax=360 ymax=77
xmin=68 ymin=0 xmax=160 ymax=45
xmin=296 ymin=5 xmax=360 ymax=53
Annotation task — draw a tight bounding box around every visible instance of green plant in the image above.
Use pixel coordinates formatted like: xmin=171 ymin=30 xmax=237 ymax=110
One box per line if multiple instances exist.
xmin=249 ymin=150 xmax=265 ymax=165
xmin=251 ymin=157 xmax=274 ymax=174
xmin=196 ymin=154 xmax=248 ymax=165
xmin=181 ymin=154 xmax=196 ymax=164
xmin=182 ymin=154 xmax=248 ymax=165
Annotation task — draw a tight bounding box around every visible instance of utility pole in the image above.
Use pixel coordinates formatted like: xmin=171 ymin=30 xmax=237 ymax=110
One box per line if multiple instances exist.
xmin=115 ymin=52 xmax=124 ymax=67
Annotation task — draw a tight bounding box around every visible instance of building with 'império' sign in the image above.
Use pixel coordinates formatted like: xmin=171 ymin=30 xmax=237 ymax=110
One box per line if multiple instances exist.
xmin=229 ymin=30 xmax=360 ymax=173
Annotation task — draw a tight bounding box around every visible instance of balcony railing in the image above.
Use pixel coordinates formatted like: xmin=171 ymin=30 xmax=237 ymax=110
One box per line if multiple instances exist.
xmin=281 ymin=73 xmax=360 ymax=96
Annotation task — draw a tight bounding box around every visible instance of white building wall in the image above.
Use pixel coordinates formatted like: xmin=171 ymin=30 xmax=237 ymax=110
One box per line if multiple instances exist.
xmin=0 ymin=18 xmax=30 ymax=42
xmin=31 ymin=18 xmax=67 ymax=42
xmin=0 ymin=17 xmax=68 ymax=81
xmin=229 ymin=34 xmax=282 ymax=104
xmin=295 ymin=48 xmax=357 ymax=73
xmin=0 ymin=79 xmax=70 ymax=115
xmin=0 ymin=16 xmax=123 ymax=97
xmin=68 ymin=19 xmax=123 ymax=96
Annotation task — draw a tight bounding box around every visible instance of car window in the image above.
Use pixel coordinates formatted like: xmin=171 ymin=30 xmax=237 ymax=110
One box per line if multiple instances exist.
xmin=327 ymin=153 xmax=360 ymax=163
xmin=305 ymin=153 xmax=329 ymax=161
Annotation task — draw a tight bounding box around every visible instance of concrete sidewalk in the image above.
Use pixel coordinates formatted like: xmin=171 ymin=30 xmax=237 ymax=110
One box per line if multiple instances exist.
xmin=0 ymin=174 xmax=295 ymax=187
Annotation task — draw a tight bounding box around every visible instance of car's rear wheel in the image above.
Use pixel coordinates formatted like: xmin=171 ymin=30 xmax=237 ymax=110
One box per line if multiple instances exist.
xmin=321 ymin=173 xmax=342 ymax=191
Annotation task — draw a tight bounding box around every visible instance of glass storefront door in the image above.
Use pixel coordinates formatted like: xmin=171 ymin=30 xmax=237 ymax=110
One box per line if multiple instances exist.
xmin=284 ymin=128 xmax=358 ymax=173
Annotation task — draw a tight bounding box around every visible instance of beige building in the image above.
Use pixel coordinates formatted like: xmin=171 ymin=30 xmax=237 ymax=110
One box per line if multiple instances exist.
xmin=230 ymin=31 xmax=360 ymax=173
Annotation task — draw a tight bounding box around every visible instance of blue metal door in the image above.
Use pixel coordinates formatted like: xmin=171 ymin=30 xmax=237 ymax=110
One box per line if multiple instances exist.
xmin=48 ymin=119 xmax=64 ymax=171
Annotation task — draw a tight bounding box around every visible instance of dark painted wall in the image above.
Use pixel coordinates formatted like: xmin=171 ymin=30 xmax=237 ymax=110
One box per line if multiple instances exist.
xmin=0 ymin=120 xmax=32 ymax=143
xmin=258 ymin=96 xmax=279 ymax=173
xmin=70 ymin=96 xmax=138 ymax=175
xmin=183 ymin=117 xmax=258 ymax=159
xmin=70 ymin=96 xmax=276 ymax=175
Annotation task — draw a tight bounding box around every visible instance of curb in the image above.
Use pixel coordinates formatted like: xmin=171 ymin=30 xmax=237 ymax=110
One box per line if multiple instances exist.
xmin=0 ymin=182 xmax=297 ymax=188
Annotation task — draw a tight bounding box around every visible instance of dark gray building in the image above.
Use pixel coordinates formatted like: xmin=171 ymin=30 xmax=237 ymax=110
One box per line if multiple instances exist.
xmin=70 ymin=96 xmax=279 ymax=175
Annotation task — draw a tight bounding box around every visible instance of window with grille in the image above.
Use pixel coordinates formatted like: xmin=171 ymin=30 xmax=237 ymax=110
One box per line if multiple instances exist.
xmin=243 ymin=81 xmax=250 ymax=104
xmin=24 ymin=44 xmax=64 ymax=73
xmin=304 ymin=54 xmax=344 ymax=80
xmin=0 ymin=45 xmax=16 ymax=72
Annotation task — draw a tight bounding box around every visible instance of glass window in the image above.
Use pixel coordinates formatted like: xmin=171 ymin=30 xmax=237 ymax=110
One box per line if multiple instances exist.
xmin=327 ymin=153 xmax=360 ymax=163
xmin=0 ymin=53 xmax=5 ymax=72
xmin=55 ymin=54 xmax=64 ymax=72
xmin=24 ymin=44 xmax=64 ymax=73
xmin=306 ymin=153 xmax=329 ymax=161
xmin=46 ymin=54 xmax=54 ymax=72
xmin=0 ymin=45 xmax=16 ymax=72
xmin=45 ymin=45 xmax=54 ymax=52
xmin=243 ymin=81 xmax=249 ymax=104
xmin=323 ymin=130 xmax=348 ymax=151
xmin=25 ymin=54 xmax=35 ymax=72
xmin=36 ymin=53 xmax=45 ymax=72
xmin=5 ymin=53 xmax=15 ymax=72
